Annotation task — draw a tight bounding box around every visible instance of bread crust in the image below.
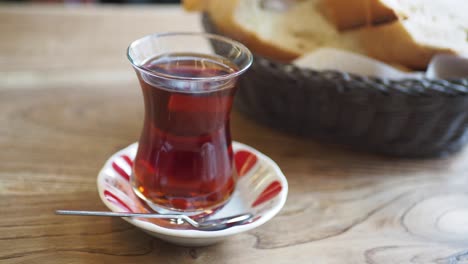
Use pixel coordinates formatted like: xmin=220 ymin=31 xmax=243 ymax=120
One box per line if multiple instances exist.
xmin=320 ymin=0 xmax=397 ymax=30
xmin=182 ymin=0 xmax=209 ymax=11
xmin=359 ymin=21 xmax=457 ymax=70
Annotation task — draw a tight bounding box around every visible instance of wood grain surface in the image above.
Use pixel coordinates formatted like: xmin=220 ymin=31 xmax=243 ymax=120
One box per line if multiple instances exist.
xmin=1 ymin=4 xmax=468 ymax=264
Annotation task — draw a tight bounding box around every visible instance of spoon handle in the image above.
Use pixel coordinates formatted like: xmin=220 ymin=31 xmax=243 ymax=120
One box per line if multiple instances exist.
xmin=56 ymin=210 xmax=184 ymax=220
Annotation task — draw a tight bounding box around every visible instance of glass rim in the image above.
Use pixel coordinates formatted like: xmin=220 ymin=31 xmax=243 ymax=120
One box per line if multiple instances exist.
xmin=127 ymin=32 xmax=253 ymax=82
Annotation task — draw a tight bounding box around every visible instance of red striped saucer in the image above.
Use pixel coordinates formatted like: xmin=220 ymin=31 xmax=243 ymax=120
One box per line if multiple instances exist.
xmin=97 ymin=141 xmax=288 ymax=246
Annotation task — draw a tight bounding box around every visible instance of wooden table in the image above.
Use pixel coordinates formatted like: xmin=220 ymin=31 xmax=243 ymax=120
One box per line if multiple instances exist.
xmin=1 ymin=4 xmax=468 ymax=263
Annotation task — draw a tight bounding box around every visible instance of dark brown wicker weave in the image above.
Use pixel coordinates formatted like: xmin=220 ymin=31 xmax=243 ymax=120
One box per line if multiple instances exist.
xmin=203 ymin=14 xmax=468 ymax=157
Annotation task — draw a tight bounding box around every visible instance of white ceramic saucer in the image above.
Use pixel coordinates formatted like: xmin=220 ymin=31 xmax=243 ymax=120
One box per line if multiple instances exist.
xmin=97 ymin=141 xmax=288 ymax=246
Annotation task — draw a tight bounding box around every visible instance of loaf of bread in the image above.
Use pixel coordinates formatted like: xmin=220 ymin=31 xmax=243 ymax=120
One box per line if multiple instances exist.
xmin=184 ymin=0 xmax=468 ymax=69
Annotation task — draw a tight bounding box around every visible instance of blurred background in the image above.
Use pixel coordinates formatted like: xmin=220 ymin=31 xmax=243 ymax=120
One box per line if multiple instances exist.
xmin=2 ymin=0 xmax=181 ymax=3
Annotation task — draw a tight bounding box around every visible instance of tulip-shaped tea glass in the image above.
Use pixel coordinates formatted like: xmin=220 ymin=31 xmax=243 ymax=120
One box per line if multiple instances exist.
xmin=127 ymin=33 xmax=252 ymax=214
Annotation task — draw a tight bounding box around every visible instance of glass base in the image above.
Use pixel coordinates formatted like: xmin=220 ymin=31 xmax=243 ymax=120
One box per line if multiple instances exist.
xmin=132 ymin=186 xmax=230 ymax=218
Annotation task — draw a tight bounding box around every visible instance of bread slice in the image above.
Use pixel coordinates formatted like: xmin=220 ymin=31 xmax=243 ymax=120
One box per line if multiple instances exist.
xmin=357 ymin=0 xmax=468 ymax=69
xmin=185 ymin=0 xmax=468 ymax=69
xmin=186 ymin=0 xmax=364 ymax=62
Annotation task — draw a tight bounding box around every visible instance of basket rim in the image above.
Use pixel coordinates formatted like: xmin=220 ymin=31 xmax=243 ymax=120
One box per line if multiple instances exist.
xmin=254 ymin=55 xmax=468 ymax=97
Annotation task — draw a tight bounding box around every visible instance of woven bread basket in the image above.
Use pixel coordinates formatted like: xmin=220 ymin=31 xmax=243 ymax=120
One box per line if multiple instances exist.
xmin=203 ymin=14 xmax=468 ymax=158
